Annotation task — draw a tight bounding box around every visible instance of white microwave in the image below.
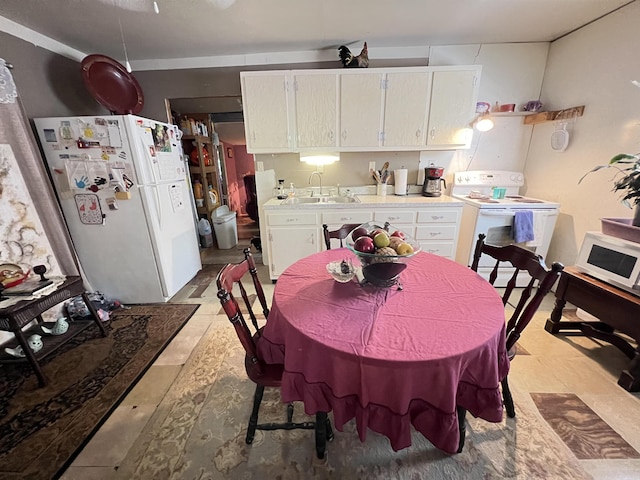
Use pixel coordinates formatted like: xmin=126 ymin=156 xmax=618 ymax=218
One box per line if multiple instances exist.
xmin=575 ymin=231 xmax=640 ymax=296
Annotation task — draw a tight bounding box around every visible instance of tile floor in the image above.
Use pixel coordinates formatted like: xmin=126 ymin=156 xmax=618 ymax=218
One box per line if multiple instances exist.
xmin=60 ymin=245 xmax=640 ymax=480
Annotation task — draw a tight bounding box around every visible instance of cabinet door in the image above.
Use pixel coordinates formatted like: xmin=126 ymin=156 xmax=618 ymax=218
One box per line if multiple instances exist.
xmin=426 ymin=69 xmax=478 ymax=149
xmin=383 ymin=72 xmax=431 ymax=147
xmin=241 ymin=73 xmax=291 ymax=153
xmin=268 ymin=227 xmax=319 ymax=277
xmin=339 ymin=72 xmax=384 ymax=147
xmin=293 ymin=73 xmax=337 ymax=149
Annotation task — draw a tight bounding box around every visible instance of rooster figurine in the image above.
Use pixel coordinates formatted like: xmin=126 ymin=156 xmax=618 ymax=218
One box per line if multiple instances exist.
xmin=338 ymin=42 xmax=369 ymax=68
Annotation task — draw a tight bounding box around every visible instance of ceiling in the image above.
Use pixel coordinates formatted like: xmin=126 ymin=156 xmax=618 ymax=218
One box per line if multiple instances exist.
xmin=1 ymin=0 xmax=634 ymax=145
xmin=0 ymin=0 xmax=634 ymax=70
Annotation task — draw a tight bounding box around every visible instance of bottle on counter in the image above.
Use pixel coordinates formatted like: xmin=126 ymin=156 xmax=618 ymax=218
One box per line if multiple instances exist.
xmin=288 ymin=182 xmax=296 ymax=198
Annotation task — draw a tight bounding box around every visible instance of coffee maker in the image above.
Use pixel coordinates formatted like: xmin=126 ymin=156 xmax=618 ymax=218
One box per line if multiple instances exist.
xmin=422 ymin=163 xmax=446 ymax=197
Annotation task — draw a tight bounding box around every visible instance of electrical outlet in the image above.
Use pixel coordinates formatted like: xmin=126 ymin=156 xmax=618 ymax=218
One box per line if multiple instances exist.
xmin=368 ymin=161 xmax=376 ymax=172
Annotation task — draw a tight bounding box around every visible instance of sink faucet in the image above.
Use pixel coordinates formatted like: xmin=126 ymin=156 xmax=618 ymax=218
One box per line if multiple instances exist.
xmin=308 ymin=171 xmax=323 ymax=196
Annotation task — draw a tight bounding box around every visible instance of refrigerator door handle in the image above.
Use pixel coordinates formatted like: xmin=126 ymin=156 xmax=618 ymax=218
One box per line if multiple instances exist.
xmin=138 ymin=133 xmax=160 ymax=185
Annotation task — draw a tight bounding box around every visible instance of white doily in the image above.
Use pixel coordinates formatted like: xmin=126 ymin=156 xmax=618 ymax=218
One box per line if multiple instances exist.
xmin=0 ymin=58 xmax=17 ymax=104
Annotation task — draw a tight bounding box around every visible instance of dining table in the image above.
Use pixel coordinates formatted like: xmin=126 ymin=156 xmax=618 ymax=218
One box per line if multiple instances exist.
xmin=256 ymin=248 xmax=509 ymax=454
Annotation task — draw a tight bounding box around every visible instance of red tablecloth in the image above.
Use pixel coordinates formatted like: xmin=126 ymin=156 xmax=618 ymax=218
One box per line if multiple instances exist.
xmin=257 ymin=249 xmax=509 ymax=454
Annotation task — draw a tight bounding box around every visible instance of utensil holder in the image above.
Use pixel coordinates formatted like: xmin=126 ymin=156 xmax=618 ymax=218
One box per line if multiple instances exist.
xmin=377 ymin=183 xmax=387 ymax=197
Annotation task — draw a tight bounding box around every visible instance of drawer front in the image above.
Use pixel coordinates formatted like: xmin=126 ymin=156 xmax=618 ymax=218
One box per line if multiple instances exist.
xmin=322 ymin=210 xmax=372 ymax=225
xmin=417 ymin=209 xmax=460 ymax=224
xmin=373 ymin=210 xmax=416 ymax=224
xmin=419 ymin=242 xmax=455 ymax=258
xmin=267 ymin=212 xmax=319 ymax=226
xmin=415 ymin=225 xmax=457 ymax=241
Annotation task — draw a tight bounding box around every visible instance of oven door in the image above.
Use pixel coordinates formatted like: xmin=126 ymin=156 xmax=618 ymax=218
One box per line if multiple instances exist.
xmin=473 ymin=208 xmax=559 ymax=284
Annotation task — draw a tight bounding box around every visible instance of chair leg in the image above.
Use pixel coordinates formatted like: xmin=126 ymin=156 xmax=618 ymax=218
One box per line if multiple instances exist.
xmin=501 ymin=376 xmax=516 ymax=418
xmin=325 ymin=415 xmax=334 ymax=442
xmin=315 ymin=412 xmax=328 ymax=459
xmin=246 ymin=384 xmax=265 ymax=444
xmin=456 ymin=406 xmax=467 ymax=453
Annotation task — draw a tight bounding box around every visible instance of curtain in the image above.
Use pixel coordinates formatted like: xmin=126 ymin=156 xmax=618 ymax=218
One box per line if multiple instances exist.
xmin=0 ymin=58 xmax=79 ymax=276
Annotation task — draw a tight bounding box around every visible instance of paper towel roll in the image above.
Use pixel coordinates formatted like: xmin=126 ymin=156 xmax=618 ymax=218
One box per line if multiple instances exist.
xmin=394 ymin=169 xmax=408 ymax=195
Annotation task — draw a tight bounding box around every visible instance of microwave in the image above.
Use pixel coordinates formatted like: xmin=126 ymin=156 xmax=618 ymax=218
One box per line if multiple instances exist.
xmin=575 ymin=231 xmax=640 ymax=296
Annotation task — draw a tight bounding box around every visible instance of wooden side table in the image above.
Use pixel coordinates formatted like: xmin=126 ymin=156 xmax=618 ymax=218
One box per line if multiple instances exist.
xmin=0 ymin=276 xmax=107 ymax=387
xmin=544 ymin=266 xmax=640 ymax=392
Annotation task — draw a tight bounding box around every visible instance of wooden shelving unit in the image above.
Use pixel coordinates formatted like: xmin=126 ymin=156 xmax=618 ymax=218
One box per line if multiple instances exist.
xmin=523 ymin=105 xmax=585 ymax=125
xmin=182 ymin=133 xmax=221 ymax=218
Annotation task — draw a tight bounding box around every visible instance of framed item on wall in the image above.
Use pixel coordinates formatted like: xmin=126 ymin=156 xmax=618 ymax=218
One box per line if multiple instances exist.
xmin=226 ymin=147 xmax=233 ymax=158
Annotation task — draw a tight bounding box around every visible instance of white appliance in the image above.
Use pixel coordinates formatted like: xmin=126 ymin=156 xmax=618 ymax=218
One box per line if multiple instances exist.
xmin=575 ymin=231 xmax=640 ymax=296
xmin=34 ymin=114 xmax=202 ymax=303
xmin=452 ymin=170 xmax=560 ymax=286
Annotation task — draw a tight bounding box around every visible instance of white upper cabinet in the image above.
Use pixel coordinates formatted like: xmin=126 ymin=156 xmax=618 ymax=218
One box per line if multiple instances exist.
xmin=339 ymin=72 xmax=385 ymax=148
xmin=292 ymin=72 xmax=337 ymax=149
xmin=382 ymin=71 xmax=431 ymax=147
xmin=241 ymin=72 xmax=291 ymax=153
xmin=426 ymin=68 xmax=480 ymax=149
xmin=241 ymin=66 xmax=481 ymax=153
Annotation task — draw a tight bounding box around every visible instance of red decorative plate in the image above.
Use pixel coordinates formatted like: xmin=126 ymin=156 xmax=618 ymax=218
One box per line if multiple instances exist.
xmin=81 ymin=54 xmax=144 ymax=114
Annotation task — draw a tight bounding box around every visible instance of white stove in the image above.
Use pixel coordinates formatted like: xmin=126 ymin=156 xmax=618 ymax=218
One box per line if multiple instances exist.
xmin=451 ymin=170 xmax=560 ymax=286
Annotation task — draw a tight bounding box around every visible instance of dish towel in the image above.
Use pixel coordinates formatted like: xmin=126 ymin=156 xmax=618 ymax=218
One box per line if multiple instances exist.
xmin=525 ymin=211 xmax=547 ymax=247
xmin=513 ymin=210 xmax=535 ymax=243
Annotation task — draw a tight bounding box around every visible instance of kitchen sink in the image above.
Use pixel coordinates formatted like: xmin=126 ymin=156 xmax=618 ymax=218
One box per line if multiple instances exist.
xmin=280 ymin=195 xmax=360 ymax=205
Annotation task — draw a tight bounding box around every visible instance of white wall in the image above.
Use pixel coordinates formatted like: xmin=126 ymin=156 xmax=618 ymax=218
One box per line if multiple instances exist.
xmin=430 ymin=43 xmax=549 ymax=175
xmin=524 ymin=1 xmax=640 ymax=266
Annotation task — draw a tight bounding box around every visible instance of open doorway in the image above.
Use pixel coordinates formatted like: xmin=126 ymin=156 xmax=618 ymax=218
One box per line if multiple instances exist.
xmin=168 ymin=96 xmax=259 ymax=243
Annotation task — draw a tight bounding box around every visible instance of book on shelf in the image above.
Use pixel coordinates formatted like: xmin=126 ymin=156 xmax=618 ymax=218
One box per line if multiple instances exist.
xmin=2 ymin=278 xmax=54 ymax=296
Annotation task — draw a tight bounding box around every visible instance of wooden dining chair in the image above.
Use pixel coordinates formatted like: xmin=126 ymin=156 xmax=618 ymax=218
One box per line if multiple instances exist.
xmin=322 ymin=223 xmax=360 ymax=250
xmin=470 ymin=233 xmax=564 ymax=418
xmin=216 ymin=248 xmax=333 ymax=458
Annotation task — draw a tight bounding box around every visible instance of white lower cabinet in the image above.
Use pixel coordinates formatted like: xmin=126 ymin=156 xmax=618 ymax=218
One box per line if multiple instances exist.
xmin=266 ymin=211 xmax=320 ymax=279
xmin=415 ymin=208 xmax=461 ymax=259
xmin=265 ymin=204 xmax=462 ymax=280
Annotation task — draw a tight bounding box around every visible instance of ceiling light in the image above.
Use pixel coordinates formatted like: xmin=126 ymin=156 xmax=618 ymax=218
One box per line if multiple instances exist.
xmin=300 ymin=153 xmax=340 ymax=165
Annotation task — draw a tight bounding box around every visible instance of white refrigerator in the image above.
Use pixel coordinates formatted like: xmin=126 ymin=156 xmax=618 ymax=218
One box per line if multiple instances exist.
xmin=34 ymin=114 xmax=202 ymax=303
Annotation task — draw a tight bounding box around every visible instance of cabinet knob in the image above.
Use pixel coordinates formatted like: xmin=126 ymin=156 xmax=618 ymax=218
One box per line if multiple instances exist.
xmin=329 ymin=131 xmax=334 ymax=142
xmin=341 ymin=130 xmax=347 ymax=141
xmin=430 ymin=129 xmax=435 ymax=139
xmin=416 ymin=129 xmax=422 ymax=139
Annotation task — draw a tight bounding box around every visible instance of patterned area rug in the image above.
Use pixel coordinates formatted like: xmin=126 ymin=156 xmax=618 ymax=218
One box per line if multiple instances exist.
xmin=0 ymin=304 xmax=199 ymax=480
xmin=115 ymin=323 xmax=592 ymax=480
xmin=532 ymin=393 xmax=640 ymax=459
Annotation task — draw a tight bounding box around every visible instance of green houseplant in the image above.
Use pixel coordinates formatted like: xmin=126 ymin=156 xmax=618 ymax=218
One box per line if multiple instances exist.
xmin=579 ymin=153 xmax=640 ymax=227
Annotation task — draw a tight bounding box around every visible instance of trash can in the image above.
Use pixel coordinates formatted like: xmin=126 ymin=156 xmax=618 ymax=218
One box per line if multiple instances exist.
xmin=211 ymin=205 xmax=238 ymax=249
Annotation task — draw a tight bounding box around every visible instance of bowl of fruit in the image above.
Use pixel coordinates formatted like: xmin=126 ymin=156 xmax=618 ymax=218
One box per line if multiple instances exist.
xmin=345 ymin=222 xmax=421 ymax=288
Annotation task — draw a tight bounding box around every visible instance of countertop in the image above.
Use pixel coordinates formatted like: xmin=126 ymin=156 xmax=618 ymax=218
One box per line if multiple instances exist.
xmin=263 ymin=194 xmax=463 ymax=210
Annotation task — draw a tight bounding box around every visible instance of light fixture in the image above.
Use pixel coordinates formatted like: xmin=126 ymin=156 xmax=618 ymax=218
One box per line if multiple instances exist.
xmin=300 ymin=153 xmax=340 ymax=165
xmin=473 ymin=113 xmax=494 ymax=132
xmin=118 ymin=17 xmax=132 ymax=73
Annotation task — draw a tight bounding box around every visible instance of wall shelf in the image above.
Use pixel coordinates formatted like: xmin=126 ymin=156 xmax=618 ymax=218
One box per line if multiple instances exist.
xmin=523 ymin=105 xmax=585 ymax=125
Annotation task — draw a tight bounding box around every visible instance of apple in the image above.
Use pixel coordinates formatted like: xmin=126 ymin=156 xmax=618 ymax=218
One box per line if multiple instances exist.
xmin=351 ymin=226 xmax=369 ymax=240
xmin=373 ymin=231 xmax=390 ymax=248
xmin=390 ymin=230 xmax=405 ymax=240
xmin=396 ymin=242 xmax=414 ymax=256
xmin=369 ymin=228 xmax=387 ymax=239
xmin=389 ymin=236 xmax=404 ymax=250
xmin=354 ymin=235 xmax=375 ymax=254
